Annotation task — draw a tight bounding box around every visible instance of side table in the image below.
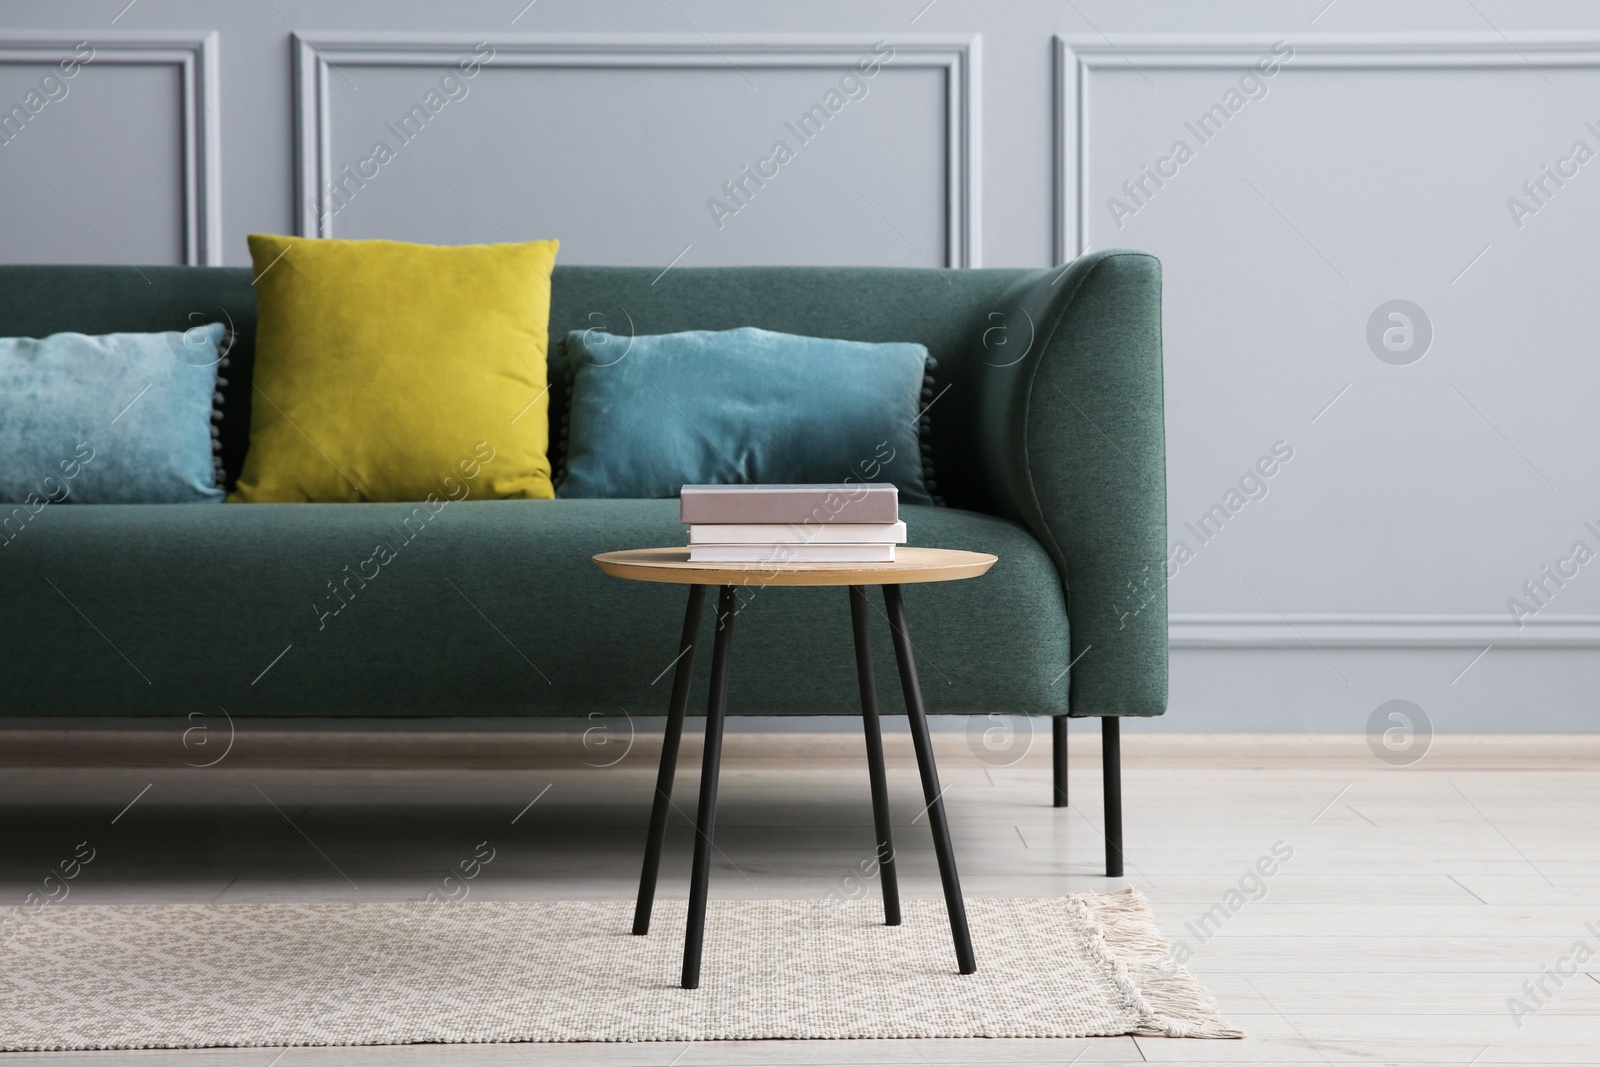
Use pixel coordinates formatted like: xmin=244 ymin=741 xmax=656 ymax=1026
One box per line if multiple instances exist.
xmin=592 ymin=547 xmax=997 ymax=989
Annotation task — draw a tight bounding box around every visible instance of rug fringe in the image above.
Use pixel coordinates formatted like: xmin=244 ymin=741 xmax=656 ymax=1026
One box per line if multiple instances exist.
xmin=1067 ymin=888 xmax=1245 ymax=1039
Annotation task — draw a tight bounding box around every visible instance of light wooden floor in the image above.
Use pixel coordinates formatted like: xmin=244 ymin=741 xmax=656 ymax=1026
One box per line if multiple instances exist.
xmin=2 ymin=730 xmax=1597 ymax=1065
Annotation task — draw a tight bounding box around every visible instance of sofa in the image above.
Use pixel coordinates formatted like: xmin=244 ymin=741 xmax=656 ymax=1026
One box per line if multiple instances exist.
xmin=0 ymin=249 xmax=1167 ymax=876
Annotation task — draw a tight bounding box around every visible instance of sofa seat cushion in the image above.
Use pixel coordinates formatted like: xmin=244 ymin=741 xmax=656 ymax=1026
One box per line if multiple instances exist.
xmin=0 ymin=500 xmax=1069 ymax=718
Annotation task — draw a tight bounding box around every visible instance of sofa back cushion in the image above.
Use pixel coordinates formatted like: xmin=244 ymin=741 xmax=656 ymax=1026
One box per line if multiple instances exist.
xmin=0 ymin=264 xmax=1035 ymax=507
xmin=0 ymin=267 xmax=260 ymax=492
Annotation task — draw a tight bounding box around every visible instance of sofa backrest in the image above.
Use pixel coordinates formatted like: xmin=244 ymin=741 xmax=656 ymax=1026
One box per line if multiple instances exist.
xmin=0 ymin=264 xmax=1037 ymax=506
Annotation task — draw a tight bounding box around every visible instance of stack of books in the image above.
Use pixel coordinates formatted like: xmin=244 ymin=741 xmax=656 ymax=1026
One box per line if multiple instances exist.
xmin=681 ymin=483 xmax=905 ymax=563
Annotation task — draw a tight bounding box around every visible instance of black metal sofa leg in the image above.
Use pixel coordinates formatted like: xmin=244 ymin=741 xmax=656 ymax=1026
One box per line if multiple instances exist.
xmin=1102 ymin=717 xmax=1123 ymax=877
xmin=1052 ymin=715 xmax=1068 ymax=807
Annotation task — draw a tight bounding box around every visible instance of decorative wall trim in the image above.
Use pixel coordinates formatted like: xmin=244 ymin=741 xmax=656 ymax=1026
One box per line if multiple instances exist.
xmin=293 ymin=32 xmax=980 ymax=265
xmin=1170 ymin=613 xmax=1600 ymax=649
xmin=0 ymin=31 xmax=221 ymax=266
xmin=1053 ymin=32 xmax=1600 ymax=264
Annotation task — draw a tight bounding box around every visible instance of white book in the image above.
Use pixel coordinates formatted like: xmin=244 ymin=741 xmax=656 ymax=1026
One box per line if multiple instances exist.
xmin=688 ymin=544 xmax=896 ymax=563
xmin=687 ymin=521 xmax=906 ymax=545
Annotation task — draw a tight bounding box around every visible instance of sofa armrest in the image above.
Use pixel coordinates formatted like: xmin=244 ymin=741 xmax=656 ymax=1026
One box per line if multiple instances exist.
xmin=972 ymin=250 xmax=1167 ymax=717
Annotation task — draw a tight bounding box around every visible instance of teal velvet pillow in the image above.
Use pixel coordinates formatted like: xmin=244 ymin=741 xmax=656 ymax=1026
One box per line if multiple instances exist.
xmin=0 ymin=324 xmax=228 ymax=504
xmin=557 ymin=326 xmax=933 ymax=502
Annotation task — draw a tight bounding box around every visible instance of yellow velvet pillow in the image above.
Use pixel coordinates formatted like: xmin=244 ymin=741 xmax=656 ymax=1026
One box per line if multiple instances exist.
xmin=231 ymin=234 xmax=559 ymax=503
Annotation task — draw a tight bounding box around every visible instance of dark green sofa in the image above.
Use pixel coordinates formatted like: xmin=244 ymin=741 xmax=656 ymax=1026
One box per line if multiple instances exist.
xmin=0 ymin=249 xmax=1166 ymax=874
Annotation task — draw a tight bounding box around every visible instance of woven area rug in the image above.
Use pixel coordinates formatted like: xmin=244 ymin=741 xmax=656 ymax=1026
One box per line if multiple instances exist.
xmin=0 ymin=889 xmax=1240 ymax=1050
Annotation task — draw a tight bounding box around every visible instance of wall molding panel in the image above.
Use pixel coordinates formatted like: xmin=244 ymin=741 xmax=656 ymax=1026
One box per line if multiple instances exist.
xmin=1170 ymin=613 xmax=1600 ymax=650
xmin=292 ymin=32 xmax=981 ymax=265
xmin=1059 ymin=32 xmax=1600 ymax=668
xmin=0 ymin=31 xmax=222 ymax=266
xmin=1053 ymin=32 xmax=1600 ymax=264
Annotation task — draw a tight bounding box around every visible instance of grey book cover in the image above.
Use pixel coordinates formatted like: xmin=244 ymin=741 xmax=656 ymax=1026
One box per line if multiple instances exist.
xmin=679 ymin=483 xmax=899 ymax=524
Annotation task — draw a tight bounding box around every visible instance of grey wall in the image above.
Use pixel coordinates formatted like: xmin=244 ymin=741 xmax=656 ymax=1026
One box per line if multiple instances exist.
xmin=3 ymin=1 xmax=1599 ymax=732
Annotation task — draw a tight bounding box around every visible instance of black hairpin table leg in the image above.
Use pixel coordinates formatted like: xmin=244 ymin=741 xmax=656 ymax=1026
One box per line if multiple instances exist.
xmin=849 ymin=585 xmax=901 ymax=926
xmin=633 ymin=584 xmax=706 ymax=935
xmin=883 ymin=583 xmax=976 ymax=974
xmin=681 ymin=585 xmax=737 ymax=989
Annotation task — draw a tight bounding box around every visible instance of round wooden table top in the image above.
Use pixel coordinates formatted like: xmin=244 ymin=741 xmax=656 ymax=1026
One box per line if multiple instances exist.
xmin=592 ymin=547 xmax=998 ymax=587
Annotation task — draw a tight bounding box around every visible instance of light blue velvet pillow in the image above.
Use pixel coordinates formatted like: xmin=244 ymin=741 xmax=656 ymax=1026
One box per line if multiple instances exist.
xmin=558 ymin=326 xmax=933 ymax=503
xmin=0 ymin=324 xmax=227 ymax=504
